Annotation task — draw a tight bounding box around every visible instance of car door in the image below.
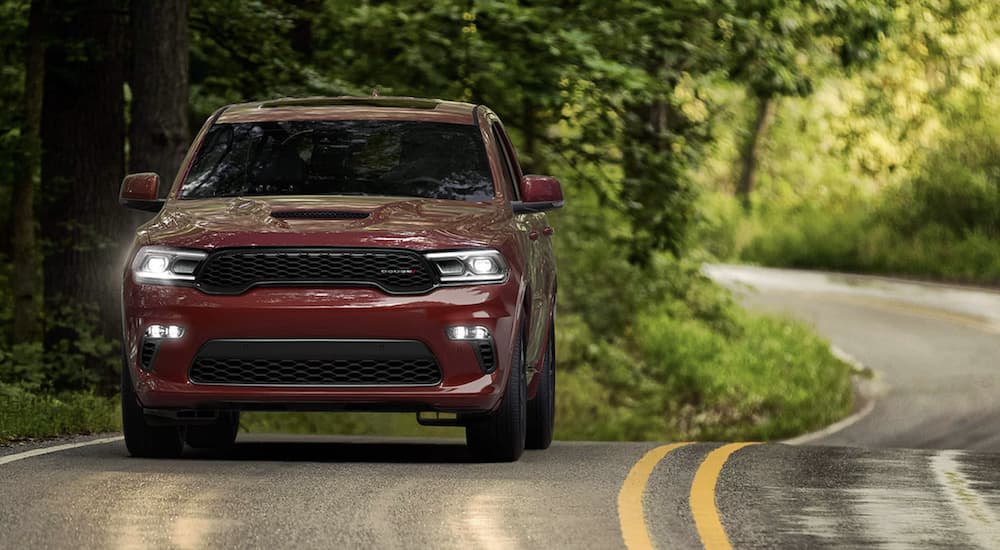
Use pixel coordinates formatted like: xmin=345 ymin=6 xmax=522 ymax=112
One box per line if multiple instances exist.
xmin=490 ymin=120 xmax=553 ymax=380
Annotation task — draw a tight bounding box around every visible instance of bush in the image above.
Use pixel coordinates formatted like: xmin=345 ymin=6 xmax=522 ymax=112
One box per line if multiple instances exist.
xmin=551 ymin=278 xmax=853 ymax=441
xmin=0 ymin=383 xmax=120 ymax=444
xmin=882 ymin=123 xmax=1000 ymax=239
xmin=731 ymin=113 xmax=1000 ymax=286
xmin=633 ymin=311 xmax=852 ymax=440
xmin=690 ymin=192 xmax=746 ymax=260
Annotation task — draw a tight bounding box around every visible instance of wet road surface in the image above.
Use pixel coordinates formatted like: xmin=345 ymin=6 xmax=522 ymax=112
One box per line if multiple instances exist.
xmin=2 ymin=266 xmax=998 ymax=549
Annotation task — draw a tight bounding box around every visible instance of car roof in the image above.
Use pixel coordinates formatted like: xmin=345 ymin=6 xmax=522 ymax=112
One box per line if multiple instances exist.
xmin=216 ymin=96 xmax=480 ymax=125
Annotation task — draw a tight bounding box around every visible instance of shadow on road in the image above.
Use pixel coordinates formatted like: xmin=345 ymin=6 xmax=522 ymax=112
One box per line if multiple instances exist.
xmin=183 ymin=437 xmax=480 ymax=464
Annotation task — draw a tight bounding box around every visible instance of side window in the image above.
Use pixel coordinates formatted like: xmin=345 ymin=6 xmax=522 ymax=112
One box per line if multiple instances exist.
xmin=490 ymin=122 xmax=520 ymax=201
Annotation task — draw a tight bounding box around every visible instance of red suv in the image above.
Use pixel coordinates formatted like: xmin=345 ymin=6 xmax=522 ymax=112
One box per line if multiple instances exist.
xmin=119 ymin=97 xmax=562 ymax=462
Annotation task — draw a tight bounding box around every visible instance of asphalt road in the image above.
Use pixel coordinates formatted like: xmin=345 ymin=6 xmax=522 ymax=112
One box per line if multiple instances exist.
xmin=2 ymin=265 xmax=999 ymax=549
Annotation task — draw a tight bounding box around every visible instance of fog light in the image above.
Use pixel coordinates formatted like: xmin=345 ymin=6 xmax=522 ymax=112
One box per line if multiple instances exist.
xmin=447 ymin=325 xmax=491 ymax=340
xmin=145 ymin=324 xmax=185 ymax=339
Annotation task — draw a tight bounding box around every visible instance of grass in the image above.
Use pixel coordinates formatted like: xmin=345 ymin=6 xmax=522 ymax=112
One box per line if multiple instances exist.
xmin=0 ymin=383 xmax=120 ymax=445
xmin=736 ymin=203 xmax=1000 ymax=287
xmin=547 ymin=311 xmax=854 ymax=442
xmin=638 ymin=312 xmax=854 ymax=440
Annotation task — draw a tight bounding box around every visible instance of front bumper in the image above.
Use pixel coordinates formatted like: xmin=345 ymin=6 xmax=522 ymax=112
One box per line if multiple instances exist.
xmin=123 ymin=280 xmax=520 ymax=414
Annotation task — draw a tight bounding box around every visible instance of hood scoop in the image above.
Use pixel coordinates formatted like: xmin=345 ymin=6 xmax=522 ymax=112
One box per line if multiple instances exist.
xmin=270 ymin=209 xmax=370 ymax=220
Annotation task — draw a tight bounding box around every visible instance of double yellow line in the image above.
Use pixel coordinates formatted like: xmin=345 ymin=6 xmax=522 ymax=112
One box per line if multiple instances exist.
xmin=618 ymin=442 xmax=760 ymax=550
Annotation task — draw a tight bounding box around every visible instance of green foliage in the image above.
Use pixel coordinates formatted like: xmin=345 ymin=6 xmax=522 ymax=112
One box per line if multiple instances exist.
xmin=190 ymin=0 xmax=299 ymax=118
xmin=724 ymin=0 xmax=892 ymax=98
xmin=0 ymin=383 xmax=120 ymax=444
xmin=632 ymin=311 xmax=851 ymax=440
xmin=0 ymin=0 xmax=27 ymax=233
xmin=884 ymin=118 xmax=1000 ymax=239
xmin=0 ymin=254 xmax=114 ymax=391
xmin=690 ymin=192 xmax=746 ymax=260
xmin=727 ymin=127 xmax=1000 ymax=283
xmin=0 ymin=342 xmax=45 ymax=390
xmin=693 ymin=1 xmax=1000 ymax=286
xmin=38 ymin=302 xmax=117 ymax=391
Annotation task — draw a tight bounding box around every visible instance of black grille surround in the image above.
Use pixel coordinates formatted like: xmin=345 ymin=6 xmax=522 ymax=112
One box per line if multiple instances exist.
xmin=189 ymin=339 xmax=442 ymax=387
xmin=472 ymin=339 xmax=497 ymax=373
xmin=139 ymin=339 xmax=159 ymax=371
xmin=194 ymin=247 xmax=437 ymax=295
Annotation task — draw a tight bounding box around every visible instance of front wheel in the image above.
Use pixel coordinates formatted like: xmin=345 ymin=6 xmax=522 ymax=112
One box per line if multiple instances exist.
xmin=121 ymin=366 xmax=184 ymax=458
xmin=466 ymin=317 xmax=527 ymax=462
xmin=526 ymin=321 xmax=555 ymax=450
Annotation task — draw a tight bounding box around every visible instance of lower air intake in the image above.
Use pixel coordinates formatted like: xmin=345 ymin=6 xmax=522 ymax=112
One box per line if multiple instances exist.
xmin=139 ymin=339 xmax=159 ymax=371
xmin=189 ymin=339 xmax=442 ymax=386
xmin=473 ymin=340 xmax=496 ymax=373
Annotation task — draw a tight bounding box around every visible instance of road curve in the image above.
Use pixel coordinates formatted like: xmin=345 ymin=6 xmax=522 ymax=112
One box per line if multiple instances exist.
xmin=706 ymin=264 xmax=1000 ymax=451
xmin=2 ymin=265 xmax=999 ymax=549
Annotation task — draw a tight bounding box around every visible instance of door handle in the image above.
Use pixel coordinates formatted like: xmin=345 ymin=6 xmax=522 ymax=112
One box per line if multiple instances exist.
xmin=542 ymin=227 xmax=554 ymax=236
xmin=528 ymin=231 xmax=539 ymax=241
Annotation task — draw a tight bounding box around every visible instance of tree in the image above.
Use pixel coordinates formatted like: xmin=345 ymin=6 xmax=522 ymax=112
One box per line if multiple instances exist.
xmin=11 ymin=0 xmax=45 ymax=344
xmin=129 ymin=0 xmax=190 ymax=192
xmin=40 ymin=0 xmax=129 ymax=389
xmin=725 ymin=0 xmax=892 ymax=208
xmin=734 ymin=95 xmax=776 ymax=209
xmin=189 ymin=0 xmax=318 ymax=119
xmin=560 ymin=0 xmax=725 ymax=260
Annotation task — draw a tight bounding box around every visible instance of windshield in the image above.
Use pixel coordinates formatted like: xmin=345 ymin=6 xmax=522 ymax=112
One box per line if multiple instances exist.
xmin=178 ymin=120 xmax=495 ymax=201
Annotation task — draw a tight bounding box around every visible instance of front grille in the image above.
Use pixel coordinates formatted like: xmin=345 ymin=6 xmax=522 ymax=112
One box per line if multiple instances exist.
xmin=195 ymin=248 xmax=436 ymax=295
xmin=191 ymin=357 xmax=441 ymax=386
xmin=189 ymin=339 xmax=442 ymax=386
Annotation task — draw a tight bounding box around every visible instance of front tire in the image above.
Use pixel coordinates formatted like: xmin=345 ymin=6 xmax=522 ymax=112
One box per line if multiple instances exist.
xmin=466 ymin=318 xmax=527 ymax=462
xmin=526 ymin=321 xmax=555 ymax=450
xmin=121 ymin=365 xmax=184 ymax=458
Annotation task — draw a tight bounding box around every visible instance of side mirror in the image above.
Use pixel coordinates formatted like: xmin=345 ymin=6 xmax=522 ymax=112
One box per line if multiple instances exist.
xmin=512 ymin=175 xmax=564 ymax=214
xmin=120 ymin=173 xmax=164 ymax=212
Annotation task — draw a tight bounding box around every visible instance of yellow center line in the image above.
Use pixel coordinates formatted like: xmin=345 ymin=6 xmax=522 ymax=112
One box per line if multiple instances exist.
xmin=690 ymin=442 xmax=761 ymax=550
xmin=618 ymin=442 xmax=694 ymax=550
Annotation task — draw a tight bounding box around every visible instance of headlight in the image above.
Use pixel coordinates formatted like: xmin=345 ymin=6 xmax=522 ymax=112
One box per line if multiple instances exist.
xmin=132 ymin=246 xmax=208 ymax=285
xmin=425 ymin=249 xmax=508 ymax=284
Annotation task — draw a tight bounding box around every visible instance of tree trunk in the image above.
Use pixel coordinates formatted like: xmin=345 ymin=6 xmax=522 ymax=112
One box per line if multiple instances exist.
xmin=129 ymin=0 xmax=190 ymax=194
xmin=736 ymin=95 xmax=776 ymax=210
xmin=10 ymin=0 xmax=46 ymax=344
xmin=287 ymin=0 xmax=321 ymax=62
xmin=41 ymin=0 xmax=130 ymax=390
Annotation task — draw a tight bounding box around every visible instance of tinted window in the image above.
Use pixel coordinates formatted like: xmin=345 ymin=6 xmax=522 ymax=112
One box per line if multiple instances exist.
xmin=179 ymin=120 xmax=495 ymax=201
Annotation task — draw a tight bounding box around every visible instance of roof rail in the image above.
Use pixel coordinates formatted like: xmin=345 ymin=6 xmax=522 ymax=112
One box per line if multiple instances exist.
xmin=258 ymin=96 xmax=442 ymax=110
